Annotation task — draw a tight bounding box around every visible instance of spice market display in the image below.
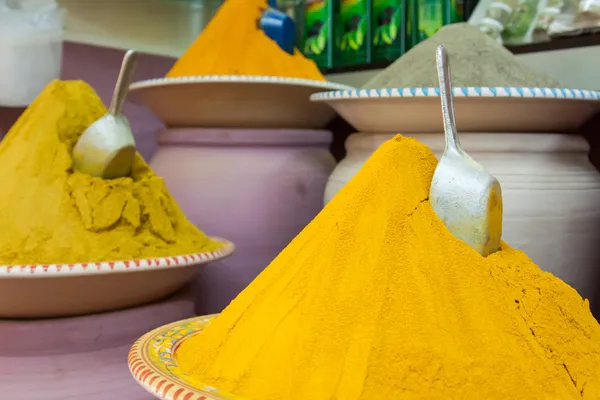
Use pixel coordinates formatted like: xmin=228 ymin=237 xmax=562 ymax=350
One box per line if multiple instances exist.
xmin=141 ymin=11 xmax=600 ymax=400
xmin=176 ymin=135 xmax=600 ymax=400
xmin=1 ymin=0 xmax=600 ymax=398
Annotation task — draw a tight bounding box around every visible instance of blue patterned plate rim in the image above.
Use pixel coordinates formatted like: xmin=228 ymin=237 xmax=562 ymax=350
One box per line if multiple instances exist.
xmin=309 ymin=87 xmax=600 ymax=101
xmin=130 ymin=75 xmax=356 ymax=92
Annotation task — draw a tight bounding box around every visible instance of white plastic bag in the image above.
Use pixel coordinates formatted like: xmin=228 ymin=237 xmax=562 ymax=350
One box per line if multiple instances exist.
xmin=0 ymin=0 xmax=65 ymax=106
xmin=548 ymin=0 xmax=600 ymax=37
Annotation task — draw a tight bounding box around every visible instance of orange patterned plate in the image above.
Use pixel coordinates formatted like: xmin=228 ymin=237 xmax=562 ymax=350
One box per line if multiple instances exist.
xmin=0 ymin=238 xmax=234 ymax=318
xmin=129 ymin=315 xmax=244 ymax=400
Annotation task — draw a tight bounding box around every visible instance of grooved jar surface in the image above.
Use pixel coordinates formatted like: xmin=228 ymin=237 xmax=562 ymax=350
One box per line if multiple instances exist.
xmin=151 ymin=128 xmax=335 ymax=314
xmin=325 ymin=132 xmax=600 ymax=310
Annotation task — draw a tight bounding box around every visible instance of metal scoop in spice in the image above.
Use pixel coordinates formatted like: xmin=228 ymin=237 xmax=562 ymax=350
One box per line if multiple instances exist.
xmin=429 ymin=45 xmax=503 ymax=257
xmin=72 ymin=49 xmax=138 ymax=179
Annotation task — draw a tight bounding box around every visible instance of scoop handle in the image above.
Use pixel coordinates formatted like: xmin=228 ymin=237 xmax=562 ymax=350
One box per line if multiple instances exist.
xmin=436 ymin=45 xmax=463 ymax=154
xmin=109 ymin=49 xmax=138 ymax=116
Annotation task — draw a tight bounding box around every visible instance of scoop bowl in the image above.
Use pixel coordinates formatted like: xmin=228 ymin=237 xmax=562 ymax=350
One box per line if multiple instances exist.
xmin=430 ymin=149 xmax=503 ymax=256
xmin=72 ymin=115 xmax=136 ymax=179
xmin=72 ymin=49 xmax=139 ymax=179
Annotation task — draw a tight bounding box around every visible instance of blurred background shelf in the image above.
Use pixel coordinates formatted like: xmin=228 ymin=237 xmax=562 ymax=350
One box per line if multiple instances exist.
xmin=58 ymin=0 xmax=600 ymax=90
xmin=324 ymin=33 xmax=600 ymax=75
xmin=326 ymin=38 xmax=600 ymax=90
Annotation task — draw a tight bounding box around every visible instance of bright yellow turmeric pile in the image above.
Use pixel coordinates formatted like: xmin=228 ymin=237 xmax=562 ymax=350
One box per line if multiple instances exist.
xmin=177 ymin=135 xmax=600 ymax=399
xmin=0 ymin=80 xmax=220 ymax=265
xmin=166 ymin=0 xmax=325 ymax=80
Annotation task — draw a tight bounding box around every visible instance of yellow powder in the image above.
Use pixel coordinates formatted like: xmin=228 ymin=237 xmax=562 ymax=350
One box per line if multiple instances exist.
xmin=0 ymin=80 xmax=220 ymax=265
xmin=177 ymin=135 xmax=600 ymax=399
xmin=166 ymin=0 xmax=325 ymax=80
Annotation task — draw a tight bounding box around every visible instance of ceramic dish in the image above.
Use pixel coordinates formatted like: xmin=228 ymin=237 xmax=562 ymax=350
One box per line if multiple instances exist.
xmin=0 ymin=238 xmax=234 ymax=318
xmin=129 ymin=76 xmax=355 ymax=129
xmin=310 ymin=87 xmax=600 ymax=133
xmin=129 ymin=315 xmax=240 ymax=400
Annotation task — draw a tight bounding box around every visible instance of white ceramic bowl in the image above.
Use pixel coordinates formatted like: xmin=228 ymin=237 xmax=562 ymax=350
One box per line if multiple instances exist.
xmin=311 ymin=87 xmax=600 ymax=133
xmin=129 ymin=75 xmax=355 ymax=129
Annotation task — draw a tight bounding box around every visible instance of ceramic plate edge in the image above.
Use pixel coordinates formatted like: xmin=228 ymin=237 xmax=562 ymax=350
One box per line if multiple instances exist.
xmin=128 ymin=315 xmax=232 ymax=400
xmin=130 ymin=75 xmax=355 ymax=92
xmin=309 ymin=87 xmax=600 ymax=101
xmin=128 ymin=317 xmax=201 ymax=400
xmin=0 ymin=237 xmax=234 ymax=278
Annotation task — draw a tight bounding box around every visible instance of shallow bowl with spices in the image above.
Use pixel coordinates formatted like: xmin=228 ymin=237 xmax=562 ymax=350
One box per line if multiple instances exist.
xmin=129 ymin=315 xmax=238 ymax=400
xmin=129 ymin=75 xmax=354 ymax=129
xmin=0 ymin=238 xmax=234 ymax=319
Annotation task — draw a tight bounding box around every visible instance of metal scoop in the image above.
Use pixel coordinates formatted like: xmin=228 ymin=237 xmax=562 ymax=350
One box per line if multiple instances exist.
xmin=429 ymin=45 xmax=503 ymax=257
xmin=72 ymin=49 xmax=139 ymax=179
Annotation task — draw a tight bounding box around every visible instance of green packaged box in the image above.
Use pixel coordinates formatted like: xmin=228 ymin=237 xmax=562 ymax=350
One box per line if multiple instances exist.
xmin=371 ymin=0 xmax=407 ymax=62
xmin=416 ymin=0 xmax=445 ymax=42
xmin=448 ymin=0 xmax=464 ymax=23
xmin=410 ymin=0 xmax=460 ymax=45
xmin=406 ymin=0 xmax=418 ymax=49
xmin=303 ymin=0 xmax=335 ymax=69
xmin=335 ymin=0 xmax=371 ymax=67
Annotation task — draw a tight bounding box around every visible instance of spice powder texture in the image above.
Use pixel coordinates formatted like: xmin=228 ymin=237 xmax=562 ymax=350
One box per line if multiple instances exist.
xmin=166 ymin=0 xmax=325 ymax=80
xmin=363 ymin=23 xmax=563 ymax=89
xmin=0 ymin=80 xmax=220 ymax=265
xmin=178 ymin=135 xmax=600 ymax=399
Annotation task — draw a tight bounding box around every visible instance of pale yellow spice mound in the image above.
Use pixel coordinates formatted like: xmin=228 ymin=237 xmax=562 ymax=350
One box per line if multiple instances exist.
xmin=0 ymin=80 xmax=220 ymax=265
xmin=177 ymin=135 xmax=600 ymax=399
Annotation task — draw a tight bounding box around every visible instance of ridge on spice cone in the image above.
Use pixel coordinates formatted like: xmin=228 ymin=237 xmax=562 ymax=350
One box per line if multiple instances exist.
xmin=0 ymin=79 xmax=220 ymax=265
xmin=166 ymin=0 xmax=325 ymax=80
xmin=177 ymin=135 xmax=600 ymax=399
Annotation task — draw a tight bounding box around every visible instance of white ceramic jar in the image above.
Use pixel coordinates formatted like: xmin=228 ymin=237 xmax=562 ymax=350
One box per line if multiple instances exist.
xmin=326 ymin=132 xmax=600 ymax=306
xmin=151 ymin=127 xmax=335 ymax=314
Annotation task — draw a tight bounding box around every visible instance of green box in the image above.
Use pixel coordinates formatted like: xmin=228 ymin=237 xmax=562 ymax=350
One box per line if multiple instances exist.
xmin=409 ymin=0 xmax=461 ymax=45
xmin=371 ymin=0 xmax=407 ymax=62
xmin=335 ymin=0 xmax=371 ymax=67
xmin=416 ymin=0 xmax=445 ymax=42
xmin=406 ymin=0 xmax=418 ymax=49
xmin=448 ymin=0 xmax=464 ymax=23
xmin=302 ymin=0 xmax=335 ymax=69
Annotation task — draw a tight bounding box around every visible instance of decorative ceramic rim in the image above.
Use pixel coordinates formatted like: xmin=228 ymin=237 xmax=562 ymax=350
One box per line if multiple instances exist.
xmin=129 ymin=315 xmax=239 ymax=400
xmin=310 ymin=87 xmax=600 ymax=101
xmin=129 ymin=75 xmax=355 ymax=92
xmin=0 ymin=237 xmax=234 ymax=278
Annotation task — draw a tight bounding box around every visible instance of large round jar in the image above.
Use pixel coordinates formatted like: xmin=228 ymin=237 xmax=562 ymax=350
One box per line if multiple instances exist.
xmin=151 ymin=128 xmax=335 ymax=314
xmin=326 ymin=132 xmax=600 ymax=308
